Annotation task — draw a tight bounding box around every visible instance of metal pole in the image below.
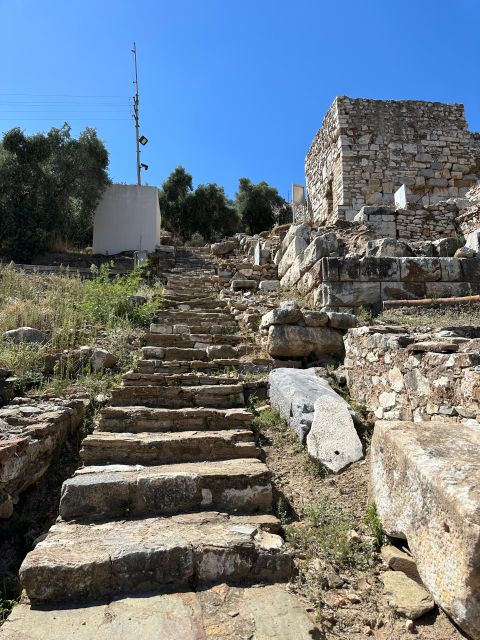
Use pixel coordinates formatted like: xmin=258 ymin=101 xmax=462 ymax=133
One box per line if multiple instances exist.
xmin=132 ymin=42 xmax=141 ymax=186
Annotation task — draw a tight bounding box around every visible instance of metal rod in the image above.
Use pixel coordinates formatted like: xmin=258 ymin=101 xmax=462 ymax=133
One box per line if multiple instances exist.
xmin=132 ymin=42 xmax=141 ymax=186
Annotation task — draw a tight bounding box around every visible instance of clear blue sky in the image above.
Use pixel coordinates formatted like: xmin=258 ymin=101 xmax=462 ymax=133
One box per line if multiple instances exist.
xmin=1 ymin=0 xmax=479 ymax=200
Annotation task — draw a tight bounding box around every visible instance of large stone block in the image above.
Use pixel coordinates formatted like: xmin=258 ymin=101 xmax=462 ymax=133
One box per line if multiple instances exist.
xmin=297 ymin=264 xmax=322 ymax=295
xmin=439 ymin=258 xmax=463 ymax=282
xmin=371 ymin=420 xmax=480 ymax=639
xmin=299 ymin=232 xmax=338 ymax=276
xmin=281 ymin=224 xmax=311 ymax=251
xmin=266 ymin=325 xmax=344 ymax=358
xmin=260 ymin=301 xmax=303 ymax=329
xmin=380 ymin=281 xmax=426 ymax=301
xmin=269 ymin=368 xmax=325 ymax=440
xmin=359 ymin=257 xmax=401 ymax=282
xmin=366 ymin=238 xmax=413 ymax=258
xmin=315 ymin=282 xmax=381 ymax=308
xmin=306 ymin=389 xmax=363 ymax=473
xmin=280 ymin=258 xmax=302 ymax=289
xmin=425 ymin=282 xmax=473 ymax=298
xmin=278 ymin=237 xmax=308 ymax=278
xmin=399 ymin=258 xmax=442 ymax=282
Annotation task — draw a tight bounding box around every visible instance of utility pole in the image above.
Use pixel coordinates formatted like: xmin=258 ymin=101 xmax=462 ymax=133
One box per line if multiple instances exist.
xmin=132 ymin=42 xmax=141 ymax=186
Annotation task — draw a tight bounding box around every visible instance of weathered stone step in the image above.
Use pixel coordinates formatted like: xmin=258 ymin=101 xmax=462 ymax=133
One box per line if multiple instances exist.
xmin=81 ymin=429 xmax=258 ymax=465
xmin=110 ymin=383 xmax=245 ymax=409
xmin=20 ymin=512 xmax=291 ymax=603
xmin=60 ymin=458 xmax=272 ymax=520
xmin=163 ymin=299 xmax=227 ymax=310
xmin=146 ymin=333 xmax=242 ymax=347
xmin=123 ymin=372 xmax=243 ymax=387
xmin=0 ymin=584 xmax=321 ymax=640
xmin=153 ymin=311 xmax=233 ymax=323
xmin=142 ymin=345 xmax=244 ymax=363
xmin=136 ymin=358 xmax=269 ymax=376
xmin=98 ymin=406 xmax=253 ymax=433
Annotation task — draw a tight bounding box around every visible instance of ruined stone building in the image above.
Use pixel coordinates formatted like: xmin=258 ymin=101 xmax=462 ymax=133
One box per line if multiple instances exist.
xmin=305 ymin=96 xmax=480 ymax=225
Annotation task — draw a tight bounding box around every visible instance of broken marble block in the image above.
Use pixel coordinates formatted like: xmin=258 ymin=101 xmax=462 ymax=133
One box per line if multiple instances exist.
xmin=371 ymin=420 xmax=480 ymax=639
xmin=268 ymin=368 xmax=363 ymax=472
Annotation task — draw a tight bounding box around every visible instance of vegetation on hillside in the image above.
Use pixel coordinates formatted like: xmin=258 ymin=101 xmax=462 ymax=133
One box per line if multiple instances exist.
xmin=159 ymin=166 xmax=288 ymax=241
xmin=0 ymin=263 xmax=163 ymax=398
xmin=0 ymin=124 xmax=109 ymax=261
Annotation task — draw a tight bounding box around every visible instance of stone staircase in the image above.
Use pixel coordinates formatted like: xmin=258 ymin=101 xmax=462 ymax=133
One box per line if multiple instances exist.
xmin=0 ymin=248 xmax=319 ymax=638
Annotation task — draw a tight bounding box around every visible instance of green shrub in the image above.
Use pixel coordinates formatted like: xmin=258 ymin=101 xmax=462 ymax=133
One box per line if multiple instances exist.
xmin=364 ymin=503 xmax=385 ymax=548
xmin=287 ymin=499 xmax=374 ymax=571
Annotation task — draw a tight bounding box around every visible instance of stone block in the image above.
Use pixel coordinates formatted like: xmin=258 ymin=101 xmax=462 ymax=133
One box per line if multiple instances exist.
xmin=460 ymin=258 xmax=480 ymax=282
xmin=297 ymin=266 xmax=320 ymax=295
xmin=268 ymin=368 xmax=326 ymax=441
xmin=425 ymin=282 xmax=472 ymax=298
xmin=260 ymin=301 xmax=303 ymax=329
xmin=306 ymin=385 xmax=363 ymax=473
xmin=338 ymin=256 xmax=361 ymax=281
xmin=280 ymin=259 xmax=302 ymax=289
xmin=303 ymin=310 xmax=328 ymax=327
xmin=278 ymin=237 xmax=308 ymax=278
xmin=380 ymin=281 xmax=426 ymax=301
xmin=434 ymin=237 xmax=462 ymax=257
xmin=327 ymin=312 xmax=357 ymax=330
xmin=231 ymin=279 xmax=257 ymax=291
xmin=319 ymin=257 xmax=340 ymax=282
xmin=281 ymin=224 xmax=311 ymax=252
xmin=299 ymin=232 xmax=338 ymax=276
xmin=399 ymin=258 xmax=441 ymax=282
xmin=439 ymin=258 xmax=463 ymax=282
xmin=317 ymin=282 xmax=381 ymax=308
xmin=371 ymin=420 xmax=480 ymax=638
xmin=266 ymin=325 xmax=344 ymax=358
xmin=359 ymin=257 xmax=401 ymax=281
xmin=211 ymin=241 xmax=236 ymax=256
xmin=258 ymin=280 xmax=280 ymax=292
xmin=366 ymin=238 xmax=413 ymax=258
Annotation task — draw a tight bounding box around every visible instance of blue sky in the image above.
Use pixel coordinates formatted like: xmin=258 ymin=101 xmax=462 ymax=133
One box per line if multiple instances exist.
xmin=1 ymin=0 xmax=479 ymax=199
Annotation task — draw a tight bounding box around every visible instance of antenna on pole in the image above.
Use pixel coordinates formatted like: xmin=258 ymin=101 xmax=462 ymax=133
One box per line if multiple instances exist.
xmin=132 ymin=42 xmax=143 ymax=186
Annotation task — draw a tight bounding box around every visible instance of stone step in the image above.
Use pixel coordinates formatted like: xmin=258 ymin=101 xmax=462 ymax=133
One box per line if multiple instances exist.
xmin=80 ymin=429 xmax=258 ymax=465
xmin=153 ymin=311 xmax=233 ymax=323
xmin=163 ymin=299 xmax=227 ymax=310
xmin=123 ymin=372 xmax=242 ymax=387
xmin=0 ymin=584 xmax=321 ymax=640
xmin=59 ymin=458 xmax=272 ymax=520
xmin=145 ymin=333 xmax=243 ymax=347
xmin=136 ymin=358 xmax=270 ymax=376
xmin=142 ymin=345 xmax=254 ymax=361
xmin=19 ymin=512 xmax=291 ymax=603
xmin=109 ymin=382 xmax=245 ymax=408
xmin=98 ymin=406 xmax=254 ymax=433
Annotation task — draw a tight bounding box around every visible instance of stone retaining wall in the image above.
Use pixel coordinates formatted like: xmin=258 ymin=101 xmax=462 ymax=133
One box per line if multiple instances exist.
xmin=344 ymin=326 xmax=480 ymax=423
xmin=274 ymin=223 xmax=480 ymax=309
xmin=0 ymin=397 xmax=86 ymax=518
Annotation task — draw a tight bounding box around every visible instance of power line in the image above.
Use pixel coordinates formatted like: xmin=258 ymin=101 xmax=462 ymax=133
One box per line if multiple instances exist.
xmin=0 ymin=93 xmax=130 ymax=98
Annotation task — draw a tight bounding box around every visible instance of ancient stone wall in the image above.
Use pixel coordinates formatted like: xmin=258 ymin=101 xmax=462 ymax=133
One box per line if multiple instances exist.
xmin=305 ymin=99 xmax=344 ymax=224
xmin=306 ymin=97 xmax=479 ymax=225
xmin=344 ymin=326 xmax=480 ymax=424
